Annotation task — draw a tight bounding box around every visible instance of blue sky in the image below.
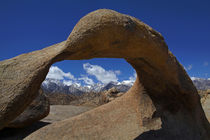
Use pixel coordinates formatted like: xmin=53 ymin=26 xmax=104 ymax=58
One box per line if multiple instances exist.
xmin=0 ymin=0 xmax=209 ymax=85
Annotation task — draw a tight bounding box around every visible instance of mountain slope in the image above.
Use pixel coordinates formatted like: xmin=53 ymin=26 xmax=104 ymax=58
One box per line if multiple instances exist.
xmin=41 ymin=79 xmax=132 ymax=94
xmin=191 ymin=77 xmax=210 ymax=90
xmin=41 ymin=77 xmax=210 ymax=94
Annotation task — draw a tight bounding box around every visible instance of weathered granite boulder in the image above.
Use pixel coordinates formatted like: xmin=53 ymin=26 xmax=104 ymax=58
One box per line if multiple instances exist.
xmin=0 ymin=9 xmax=209 ymax=139
xmin=101 ymin=87 xmax=124 ymax=103
xmin=207 ymin=89 xmax=210 ymax=94
xmin=6 ymin=89 xmax=49 ymax=128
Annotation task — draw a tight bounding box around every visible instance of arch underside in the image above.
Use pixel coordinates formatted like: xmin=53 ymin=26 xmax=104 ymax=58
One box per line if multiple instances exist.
xmin=0 ymin=9 xmax=209 ymax=139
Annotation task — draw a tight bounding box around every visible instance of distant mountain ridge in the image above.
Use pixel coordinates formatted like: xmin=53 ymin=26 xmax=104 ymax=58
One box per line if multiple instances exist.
xmin=101 ymin=81 xmax=131 ymax=92
xmin=41 ymin=78 xmax=134 ymax=94
xmin=191 ymin=77 xmax=210 ymax=90
xmin=41 ymin=77 xmax=210 ymax=94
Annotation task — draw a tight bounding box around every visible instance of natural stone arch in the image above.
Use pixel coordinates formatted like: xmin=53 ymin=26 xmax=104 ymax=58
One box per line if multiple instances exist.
xmin=0 ymin=9 xmax=209 ymax=139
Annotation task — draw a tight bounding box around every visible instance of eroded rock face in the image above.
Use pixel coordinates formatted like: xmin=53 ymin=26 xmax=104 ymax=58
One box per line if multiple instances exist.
xmin=0 ymin=9 xmax=209 ymax=139
xmin=0 ymin=41 xmax=66 ymax=130
xmin=6 ymin=89 xmax=50 ymax=128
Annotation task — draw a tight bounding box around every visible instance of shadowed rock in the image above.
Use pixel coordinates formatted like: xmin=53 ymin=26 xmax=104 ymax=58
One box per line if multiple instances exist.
xmin=6 ymin=89 xmax=50 ymax=128
xmin=0 ymin=41 xmax=66 ymax=130
xmin=0 ymin=9 xmax=209 ymax=139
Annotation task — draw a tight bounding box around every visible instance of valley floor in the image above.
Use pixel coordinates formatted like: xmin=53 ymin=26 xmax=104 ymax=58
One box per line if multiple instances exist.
xmin=0 ymin=96 xmax=209 ymax=140
xmin=42 ymin=105 xmax=95 ymax=123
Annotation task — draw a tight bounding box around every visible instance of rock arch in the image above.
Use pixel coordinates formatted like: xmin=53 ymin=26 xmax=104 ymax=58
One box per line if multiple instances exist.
xmin=0 ymin=9 xmax=209 ymax=139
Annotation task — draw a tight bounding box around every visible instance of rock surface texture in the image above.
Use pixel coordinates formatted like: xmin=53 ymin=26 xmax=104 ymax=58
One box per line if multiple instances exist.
xmin=0 ymin=9 xmax=209 ymax=140
xmin=6 ymin=89 xmax=50 ymax=128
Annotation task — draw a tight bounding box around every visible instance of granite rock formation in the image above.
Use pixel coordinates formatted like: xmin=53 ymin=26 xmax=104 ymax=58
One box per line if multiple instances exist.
xmin=6 ymin=89 xmax=49 ymax=128
xmin=101 ymin=87 xmax=124 ymax=103
xmin=0 ymin=9 xmax=209 ymax=140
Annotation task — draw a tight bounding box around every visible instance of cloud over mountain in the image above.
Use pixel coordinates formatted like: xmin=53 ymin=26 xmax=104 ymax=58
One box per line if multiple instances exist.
xmin=46 ymin=66 xmax=75 ymax=80
xmin=78 ymin=75 xmax=95 ymax=85
xmin=83 ymin=63 xmax=120 ymax=84
xmin=121 ymin=72 xmax=137 ymax=86
xmin=44 ymin=64 xmax=137 ymax=87
xmin=43 ymin=66 xmax=210 ymax=94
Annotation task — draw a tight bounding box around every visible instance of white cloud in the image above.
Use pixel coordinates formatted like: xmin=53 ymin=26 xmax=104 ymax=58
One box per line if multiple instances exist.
xmin=121 ymin=72 xmax=137 ymax=86
xmin=115 ymin=70 xmax=121 ymax=75
xmin=45 ymin=64 xmax=138 ymax=87
xmin=130 ymin=72 xmax=137 ymax=81
xmin=78 ymin=76 xmax=94 ymax=85
xmin=184 ymin=64 xmax=192 ymax=71
xmin=204 ymin=61 xmax=208 ymax=66
xmin=83 ymin=63 xmax=119 ymax=84
xmin=46 ymin=66 xmax=75 ymax=80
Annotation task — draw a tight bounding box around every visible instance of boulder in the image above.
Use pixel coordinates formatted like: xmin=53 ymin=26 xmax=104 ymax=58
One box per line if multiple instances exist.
xmin=207 ymin=89 xmax=210 ymax=94
xmin=6 ymin=89 xmax=50 ymax=128
xmin=105 ymin=87 xmax=120 ymax=96
xmin=0 ymin=9 xmax=209 ymax=139
xmin=101 ymin=87 xmax=124 ymax=103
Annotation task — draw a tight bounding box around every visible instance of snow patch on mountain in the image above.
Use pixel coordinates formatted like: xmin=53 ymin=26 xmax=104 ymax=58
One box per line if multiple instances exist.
xmin=42 ymin=78 xmax=133 ymax=94
xmin=191 ymin=77 xmax=210 ymax=90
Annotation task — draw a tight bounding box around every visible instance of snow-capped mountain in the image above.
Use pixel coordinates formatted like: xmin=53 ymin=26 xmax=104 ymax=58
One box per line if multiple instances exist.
xmin=42 ymin=79 xmax=71 ymax=94
xmin=41 ymin=77 xmax=210 ymax=95
xmin=101 ymin=81 xmax=131 ymax=92
xmin=191 ymin=77 xmax=210 ymax=90
xmin=41 ymin=78 xmax=132 ymax=94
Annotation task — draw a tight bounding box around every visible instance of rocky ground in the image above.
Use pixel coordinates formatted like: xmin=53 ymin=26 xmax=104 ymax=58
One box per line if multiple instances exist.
xmin=0 ymin=90 xmax=209 ymax=140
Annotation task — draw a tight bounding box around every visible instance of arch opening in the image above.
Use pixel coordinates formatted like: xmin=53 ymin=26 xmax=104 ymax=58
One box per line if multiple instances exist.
xmin=41 ymin=58 xmax=137 ymax=106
